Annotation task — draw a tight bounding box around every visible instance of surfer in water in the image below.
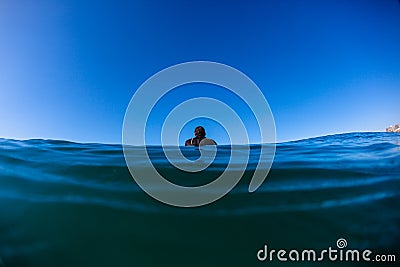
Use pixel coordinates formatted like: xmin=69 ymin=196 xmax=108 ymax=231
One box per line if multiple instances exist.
xmin=185 ymin=126 xmax=217 ymax=146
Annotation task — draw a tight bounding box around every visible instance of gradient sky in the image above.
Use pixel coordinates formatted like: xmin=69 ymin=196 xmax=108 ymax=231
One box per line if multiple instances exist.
xmin=0 ymin=0 xmax=399 ymax=144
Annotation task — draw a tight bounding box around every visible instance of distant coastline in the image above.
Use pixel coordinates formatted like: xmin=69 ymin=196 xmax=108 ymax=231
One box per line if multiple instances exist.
xmin=386 ymin=123 xmax=400 ymax=133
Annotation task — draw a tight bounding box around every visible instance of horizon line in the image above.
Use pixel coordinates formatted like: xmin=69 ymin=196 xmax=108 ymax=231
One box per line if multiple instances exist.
xmin=0 ymin=131 xmax=393 ymax=146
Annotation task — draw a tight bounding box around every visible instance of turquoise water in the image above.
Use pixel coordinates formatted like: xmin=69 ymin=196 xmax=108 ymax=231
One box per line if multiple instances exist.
xmin=0 ymin=132 xmax=399 ymax=266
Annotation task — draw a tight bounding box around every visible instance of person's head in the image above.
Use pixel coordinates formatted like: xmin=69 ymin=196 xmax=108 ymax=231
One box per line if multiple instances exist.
xmin=194 ymin=126 xmax=206 ymax=137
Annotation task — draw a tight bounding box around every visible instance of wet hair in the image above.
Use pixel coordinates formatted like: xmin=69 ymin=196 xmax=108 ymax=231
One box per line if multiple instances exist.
xmin=194 ymin=126 xmax=206 ymax=137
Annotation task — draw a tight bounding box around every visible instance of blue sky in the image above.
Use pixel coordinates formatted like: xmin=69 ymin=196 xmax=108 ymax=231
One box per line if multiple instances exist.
xmin=0 ymin=0 xmax=399 ymax=144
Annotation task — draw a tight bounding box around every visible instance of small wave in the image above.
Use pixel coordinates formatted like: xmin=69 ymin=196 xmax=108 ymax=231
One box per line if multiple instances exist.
xmin=210 ymin=191 xmax=399 ymax=216
xmin=1 ymin=187 xmax=397 ymax=217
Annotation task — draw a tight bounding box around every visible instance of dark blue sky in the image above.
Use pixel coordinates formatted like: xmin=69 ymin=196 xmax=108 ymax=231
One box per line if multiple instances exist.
xmin=1 ymin=0 xmax=399 ymax=144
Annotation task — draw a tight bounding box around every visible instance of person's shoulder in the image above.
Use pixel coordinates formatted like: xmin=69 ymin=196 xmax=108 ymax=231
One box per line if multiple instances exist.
xmin=185 ymin=138 xmax=192 ymax=146
xmin=199 ymin=138 xmax=217 ymax=146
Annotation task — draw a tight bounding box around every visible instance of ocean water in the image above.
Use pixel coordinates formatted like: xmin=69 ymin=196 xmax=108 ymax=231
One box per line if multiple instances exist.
xmin=0 ymin=132 xmax=399 ymax=267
